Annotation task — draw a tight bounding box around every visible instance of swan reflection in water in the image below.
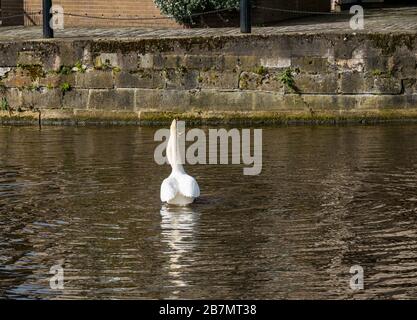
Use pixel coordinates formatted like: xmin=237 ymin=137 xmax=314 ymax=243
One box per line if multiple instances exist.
xmin=160 ymin=204 xmax=200 ymax=297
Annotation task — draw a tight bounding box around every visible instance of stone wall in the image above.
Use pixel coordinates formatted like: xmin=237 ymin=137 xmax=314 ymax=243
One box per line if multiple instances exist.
xmin=0 ymin=33 xmax=416 ymax=124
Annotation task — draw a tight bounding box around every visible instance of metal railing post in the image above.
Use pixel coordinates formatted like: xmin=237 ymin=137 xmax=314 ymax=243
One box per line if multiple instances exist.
xmin=43 ymin=0 xmax=54 ymax=38
xmin=240 ymin=0 xmax=252 ymax=33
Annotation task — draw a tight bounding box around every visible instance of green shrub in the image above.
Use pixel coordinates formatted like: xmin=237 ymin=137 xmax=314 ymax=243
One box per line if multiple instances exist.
xmin=154 ymin=0 xmax=239 ymax=24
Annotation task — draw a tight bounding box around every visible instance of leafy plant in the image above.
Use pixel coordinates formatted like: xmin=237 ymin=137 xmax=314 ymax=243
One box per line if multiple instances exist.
xmin=73 ymin=61 xmax=87 ymax=73
xmin=279 ymin=68 xmax=298 ymax=92
xmin=372 ymin=69 xmax=383 ymax=76
xmin=254 ymin=65 xmax=268 ymax=77
xmin=60 ymin=82 xmax=71 ymax=93
xmin=27 ymin=83 xmax=40 ymax=91
xmin=1 ymin=97 xmax=9 ymax=111
xmin=58 ymin=65 xmax=72 ymax=75
xmin=177 ymin=65 xmax=187 ymax=74
xmin=154 ymin=0 xmax=239 ymax=24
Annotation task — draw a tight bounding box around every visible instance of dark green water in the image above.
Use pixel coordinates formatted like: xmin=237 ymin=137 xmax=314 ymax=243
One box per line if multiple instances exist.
xmin=0 ymin=125 xmax=417 ymax=299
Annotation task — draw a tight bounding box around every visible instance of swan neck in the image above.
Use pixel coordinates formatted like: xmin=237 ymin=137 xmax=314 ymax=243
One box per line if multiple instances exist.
xmin=169 ymin=126 xmax=185 ymax=173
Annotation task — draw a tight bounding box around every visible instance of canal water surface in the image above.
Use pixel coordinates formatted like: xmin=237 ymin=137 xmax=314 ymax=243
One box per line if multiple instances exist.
xmin=0 ymin=125 xmax=417 ymax=299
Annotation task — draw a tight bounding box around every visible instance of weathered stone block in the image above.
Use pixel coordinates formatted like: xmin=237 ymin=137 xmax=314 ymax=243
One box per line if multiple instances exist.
xmin=21 ymin=88 xmax=62 ymax=109
xmin=135 ymin=88 xmax=161 ymax=110
xmin=39 ymin=73 xmax=75 ymax=88
xmin=189 ymin=90 xmax=254 ymax=111
xmin=42 ymin=53 xmax=61 ymax=72
xmin=154 ymin=55 xmax=184 ymax=69
xmin=357 ymin=94 xmax=417 ymax=110
xmin=299 ymin=95 xmax=358 ymax=111
xmin=184 ymin=55 xmax=223 ymax=70
xmin=74 ymin=109 xmax=139 ymax=122
xmin=88 ymin=89 xmax=135 ymax=110
xmin=291 ymin=57 xmax=330 ymax=73
xmin=340 ymin=72 xmax=402 ymax=94
xmin=119 ymin=52 xmax=139 ymax=71
xmin=339 ymin=71 xmax=362 ymax=94
xmin=62 ymin=89 xmax=89 ymax=109
xmin=200 ymin=70 xmax=239 ymax=89
xmin=292 ymin=73 xmax=338 ymax=94
xmin=41 ymin=109 xmax=74 ymax=121
xmin=59 ymin=42 xmax=84 ymax=66
xmin=223 ymin=56 xmax=240 ymax=71
xmin=336 ymin=58 xmax=365 ymax=72
xmin=0 ymin=45 xmax=19 ymax=66
xmin=403 ymin=79 xmax=417 ymax=94
xmin=365 ymin=56 xmax=390 ymax=73
xmin=333 ymin=39 xmax=360 ymax=60
xmin=0 ymin=88 xmax=22 ymax=109
xmin=239 ymin=71 xmax=283 ymax=92
xmin=115 ymin=70 xmax=164 ymax=89
xmin=252 ymin=92 xmax=295 ymax=110
xmin=76 ymin=70 xmax=113 ymax=89
xmin=252 ymin=93 xmax=353 ymax=111
xmin=2 ymin=70 xmax=32 ymax=88
xmin=164 ymin=69 xmax=199 ymax=90
xmin=135 ymin=89 xmax=191 ymax=111
xmin=237 ymin=56 xmax=260 ymax=70
xmin=259 ymin=74 xmax=285 ymax=92
xmin=160 ymin=90 xmax=191 ymax=111
xmin=260 ymin=57 xmax=291 ymax=69
xmin=239 ymin=72 xmax=262 ymax=90
xmin=138 ymin=54 xmax=154 ymax=69
xmin=39 ymin=73 xmax=61 ymax=88
xmin=98 ymin=53 xmax=118 ymax=67
xmin=391 ymin=55 xmax=417 ymax=78
xmin=17 ymin=51 xmax=42 ymax=66
xmin=368 ymin=77 xmax=403 ymax=94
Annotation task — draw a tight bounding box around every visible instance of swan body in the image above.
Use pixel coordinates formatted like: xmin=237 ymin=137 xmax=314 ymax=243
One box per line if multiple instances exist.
xmin=160 ymin=120 xmax=200 ymax=205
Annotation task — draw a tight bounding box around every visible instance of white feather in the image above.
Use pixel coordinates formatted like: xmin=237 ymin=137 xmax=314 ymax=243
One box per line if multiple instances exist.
xmin=160 ymin=176 xmax=177 ymax=202
xmin=160 ymin=119 xmax=200 ymax=205
xmin=177 ymin=174 xmax=200 ymax=198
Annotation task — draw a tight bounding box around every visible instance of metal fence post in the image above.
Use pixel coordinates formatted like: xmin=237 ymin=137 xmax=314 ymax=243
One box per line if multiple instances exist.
xmin=43 ymin=0 xmax=54 ymax=38
xmin=240 ymin=0 xmax=252 ymax=33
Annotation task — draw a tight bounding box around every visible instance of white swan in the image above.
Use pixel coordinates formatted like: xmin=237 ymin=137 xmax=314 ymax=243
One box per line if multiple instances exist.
xmin=160 ymin=119 xmax=200 ymax=206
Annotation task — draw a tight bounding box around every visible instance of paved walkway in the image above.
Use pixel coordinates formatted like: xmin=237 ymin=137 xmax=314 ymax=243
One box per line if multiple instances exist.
xmin=0 ymin=6 xmax=416 ymax=41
